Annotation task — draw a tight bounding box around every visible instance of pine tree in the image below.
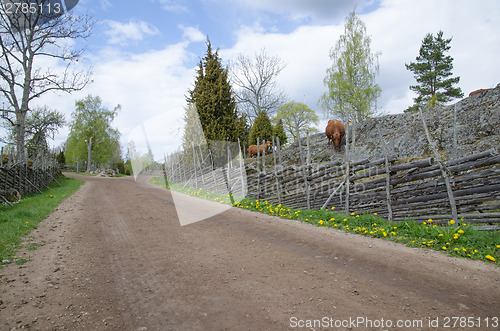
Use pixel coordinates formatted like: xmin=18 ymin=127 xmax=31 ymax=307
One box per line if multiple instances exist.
xmin=406 ymin=31 xmax=463 ymax=111
xmin=249 ymin=110 xmax=273 ymax=145
xmin=273 ymin=118 xmax=287 ymax=146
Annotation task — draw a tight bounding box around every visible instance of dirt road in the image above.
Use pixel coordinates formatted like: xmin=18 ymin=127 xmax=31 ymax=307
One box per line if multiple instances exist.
xmin=1 ymin=174 xmax=499 ymax=330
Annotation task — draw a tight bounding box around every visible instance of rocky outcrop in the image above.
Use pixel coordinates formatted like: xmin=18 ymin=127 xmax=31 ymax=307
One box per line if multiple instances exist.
xmin=281 ymin=84 xmax=499 ymax=165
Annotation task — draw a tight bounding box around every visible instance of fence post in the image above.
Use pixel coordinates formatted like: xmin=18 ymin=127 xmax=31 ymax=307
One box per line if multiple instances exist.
xmin=295 ymin=126 xmax=310 ymax=209
xmin=272 ymin=136 xmax=281 ymax=204
xmin=453 ymin=103 xmax=458 ymax=156
xmin=344 ymin=122 xmax=350 ymax=214
xmin=192 ymin=142 xmax=198 ymax=190
xmin=276 ymin=136 xmax=282 ymax=170
xmin=256 ymin=137 xmax=260 ymax=199
xmin=262 ymin=137 xmax=266 ymax=174
xmin=419 ymin=106 xmax=458 ymax=222
xmin=306 ymin=131 xmax=311 ymax=164
xmin=238 ymin=138 xmax=245 ymax=198
xmin=227 ymin=143 xmax=231 ymax=189
xmin=377 ymin=126 xmax=393 ymax=222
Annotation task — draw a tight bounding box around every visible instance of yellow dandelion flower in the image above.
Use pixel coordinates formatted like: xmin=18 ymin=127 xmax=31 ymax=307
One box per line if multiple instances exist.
xmin=423 ymin=222 xmax=427 ymax=225
xmin=351 ymin=212 xmax=355 ymax=216
xmin=319 ymin=220 xmax=324 ymax=225
xmin=428 ymin=219 xmax=433 ymax=223
xmin=438 ymin=234 xmax=444 ymax=237
xmin=485 ymin=255 xmax=496 ymax=262
xmin=454 ymin=248 xmax=459 ymax=251
xmin=458 ymin=229 xmax=464 ymax=234
xmin=331 ymin=206 xmax=335 ymax=210
xmin=374 ymin=213 xmax=377 ymax=216
xmin=449 ymin=220 xmax=455 ymax=225
xmin=497 ymin=245 xmax=500 ymax=249
xmin=383 ymin=232 xmax=387 ymax=237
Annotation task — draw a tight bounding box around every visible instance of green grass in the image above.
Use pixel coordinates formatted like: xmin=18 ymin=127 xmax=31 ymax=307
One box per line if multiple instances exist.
xmin=151 ymin=176 xmax=500 ymax=265
xmin=0 ymin=176 xmax=84 ymax=264
xmin=150 ymin=176 xmax=243 ymax=205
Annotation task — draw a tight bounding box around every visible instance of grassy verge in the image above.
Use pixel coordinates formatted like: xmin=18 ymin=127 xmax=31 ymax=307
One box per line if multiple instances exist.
xmin=151 ymin=176 xmax=500 ymax=265
xmin=0 ymin=176 xmax=85 ymax=264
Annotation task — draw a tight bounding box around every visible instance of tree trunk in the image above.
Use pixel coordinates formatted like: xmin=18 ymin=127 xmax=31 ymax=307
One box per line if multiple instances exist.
xmin=86 ymin=137 xmax=93 ymax=172
xmin=15 ymin=113 xmax=26 ymax=162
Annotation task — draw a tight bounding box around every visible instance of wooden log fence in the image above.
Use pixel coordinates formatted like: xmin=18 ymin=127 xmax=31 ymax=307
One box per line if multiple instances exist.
xmin=0 ymin=154 xmax=60 ymax=201
xmin=244 ymin=147 xmax=500 ymax=229
xmin=165 ymin=137 xmax=500 ymax=230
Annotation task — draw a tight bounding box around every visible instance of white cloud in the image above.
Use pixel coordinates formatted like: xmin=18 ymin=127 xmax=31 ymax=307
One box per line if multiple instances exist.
xmin=179 ymin=25 xmax=205 ymax=43
xmin=103 ymin=19 xmax=160 ymax=45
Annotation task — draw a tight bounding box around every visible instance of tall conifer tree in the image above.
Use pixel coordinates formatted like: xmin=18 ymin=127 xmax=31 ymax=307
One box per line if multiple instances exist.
xmin=185 ymin=39 xmax=247 ymax=150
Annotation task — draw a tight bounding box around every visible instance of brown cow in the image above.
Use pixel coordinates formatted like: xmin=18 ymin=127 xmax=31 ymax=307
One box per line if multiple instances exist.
xmin=469 ymin=88 xmax=491 ymax=97
xmin=248 ymin=140 xmax=271 ymax=158
xmin=325 ymin=119 xmax=345 ymax=152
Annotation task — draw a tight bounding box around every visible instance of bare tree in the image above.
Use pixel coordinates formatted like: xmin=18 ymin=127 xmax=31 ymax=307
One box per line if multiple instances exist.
xmin=0 ymin=0 xmax=94 ymax=161
xmin=231 ymin=49 xmax=287 ymax=121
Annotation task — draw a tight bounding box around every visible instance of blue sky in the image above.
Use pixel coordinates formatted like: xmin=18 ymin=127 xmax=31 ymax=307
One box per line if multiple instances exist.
xmin=28 ymin=0 xmax=500 ymax=160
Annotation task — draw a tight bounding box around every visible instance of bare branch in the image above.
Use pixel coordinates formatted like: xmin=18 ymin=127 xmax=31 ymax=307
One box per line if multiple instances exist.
xmin=230 ymin=49 xmax=287 ymax=121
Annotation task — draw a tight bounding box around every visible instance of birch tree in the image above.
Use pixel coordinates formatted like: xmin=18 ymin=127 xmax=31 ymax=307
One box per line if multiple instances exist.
xmin=275 ymin=101 xmax=319 ymax=141
xmin=65 ymin=95 xmax=121 ymax=172
xmin=320 ymin=11 xmax=381 ymax=146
